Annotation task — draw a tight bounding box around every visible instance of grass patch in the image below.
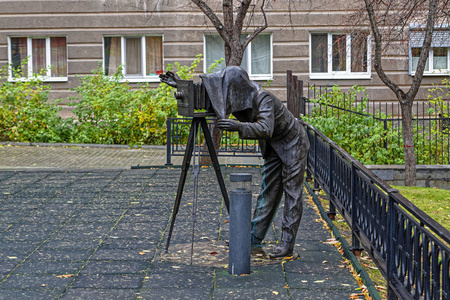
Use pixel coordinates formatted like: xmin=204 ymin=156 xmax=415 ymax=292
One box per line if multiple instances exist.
xmin=392 ymin=185 xmax=450 ymax=230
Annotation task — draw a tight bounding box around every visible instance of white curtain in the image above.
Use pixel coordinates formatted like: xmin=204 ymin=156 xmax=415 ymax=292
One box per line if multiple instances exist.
xmin=32 ymin=38 xmax=46 ymax=75
xmin=146 ymin=36 xmax=163 ymax=75
xmin=251 ymin=34 xmax=271 ymax=75
xmin=50 ymin=37 xmax=67 ymax=77
xmin=205 ymin=35 xmax=226 ymax=71
xmin=125 ymin=37 xmax=141 ymax=75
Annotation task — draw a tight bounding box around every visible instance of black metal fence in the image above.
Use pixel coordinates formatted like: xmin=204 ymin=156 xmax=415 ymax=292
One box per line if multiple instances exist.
xmin=305 ymin=119 xmax=450 ymax=300
xmin=301 ymin=83 xmax=450 ymax=165
xmin=165 ymin=117 xmax=261 ymax=165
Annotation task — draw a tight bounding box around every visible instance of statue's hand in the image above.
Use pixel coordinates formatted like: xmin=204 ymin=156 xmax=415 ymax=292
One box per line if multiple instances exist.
xmin=159 ymin=71 xmax=179 ymax=88
xmin=217 ymin=119 xmax=241 ymax=132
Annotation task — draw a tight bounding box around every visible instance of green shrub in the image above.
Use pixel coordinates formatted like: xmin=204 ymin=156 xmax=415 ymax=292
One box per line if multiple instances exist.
xmin=303 ymin=85 xmax=405 ymax=165
xmin=69 ymin=54 xmax=205 ymax=145
xmin=303 ymin=84 xmax=450 ymax=165
xmin=0 ymin=63 xmax=70 ymax=143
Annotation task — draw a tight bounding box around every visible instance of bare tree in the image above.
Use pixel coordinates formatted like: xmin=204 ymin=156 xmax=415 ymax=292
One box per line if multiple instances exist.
xmin=351 ymin=0 xmax=448 ymax=186
xmin=186 ymin=0 xmax=270 ymax=163
xmin=191 ymin=0 xmax=268 ymax=66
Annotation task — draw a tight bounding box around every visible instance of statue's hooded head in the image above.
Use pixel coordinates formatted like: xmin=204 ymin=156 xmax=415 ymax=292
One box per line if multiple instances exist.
xmin=201 ymin=66 xmax=259 ymax=119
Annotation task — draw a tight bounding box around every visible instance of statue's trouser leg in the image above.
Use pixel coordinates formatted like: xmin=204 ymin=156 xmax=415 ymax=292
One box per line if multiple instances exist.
xmin=251 ymin=154 xmax=284 ymax=245
xmin=278 ymin=155 xmax=307 ymax=246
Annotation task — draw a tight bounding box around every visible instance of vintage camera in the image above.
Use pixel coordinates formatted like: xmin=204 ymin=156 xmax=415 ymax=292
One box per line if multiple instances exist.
xmin=174 ymin=79 xmax=213 ymax=117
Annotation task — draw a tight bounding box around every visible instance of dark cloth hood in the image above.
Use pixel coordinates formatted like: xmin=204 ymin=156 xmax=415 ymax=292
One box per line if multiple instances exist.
xmin=200 ymin=66 xmax=258 ymax=119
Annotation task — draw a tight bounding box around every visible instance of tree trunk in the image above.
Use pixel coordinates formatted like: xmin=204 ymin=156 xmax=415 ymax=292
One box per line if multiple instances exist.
xmin=399 ymin=100 xmax=416 ymax=186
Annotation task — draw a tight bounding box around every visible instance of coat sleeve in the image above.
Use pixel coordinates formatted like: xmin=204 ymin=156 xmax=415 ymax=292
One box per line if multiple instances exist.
xmin=237 ymin=94 xmax=274 ymax=140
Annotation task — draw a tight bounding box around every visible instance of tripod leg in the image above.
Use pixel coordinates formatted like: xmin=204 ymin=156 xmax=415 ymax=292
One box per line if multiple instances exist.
xmin=200 ymin=118 xmax=230 ymax=214
xmin=165 ymin=119 xmax=199 ymax=252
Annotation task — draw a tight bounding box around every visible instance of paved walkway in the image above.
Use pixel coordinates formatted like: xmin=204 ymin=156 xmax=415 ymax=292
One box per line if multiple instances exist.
xmin=0 ymin=144 xmax=365 ymax=299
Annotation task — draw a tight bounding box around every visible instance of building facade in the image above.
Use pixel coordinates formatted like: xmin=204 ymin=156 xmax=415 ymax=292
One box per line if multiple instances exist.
xmin=0 ymin=0 xmax=448 ymax=117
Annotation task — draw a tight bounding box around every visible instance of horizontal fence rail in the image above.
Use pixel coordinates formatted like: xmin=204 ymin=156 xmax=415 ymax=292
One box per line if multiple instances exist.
xmin=304 ymin=119 xmax=450 ymax=300
xmin=166 ymin=117 xmax=261 ymax=165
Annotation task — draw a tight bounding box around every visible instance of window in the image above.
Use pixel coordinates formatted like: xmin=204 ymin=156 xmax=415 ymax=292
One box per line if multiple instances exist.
xmin=410 ymin=30 xmax=450 ymax=75
xmin=104 ymin=36 xmax=163 ymax=82
xmin=204 ymin=34 xmax=272 ymax=80
xmin=8 ymin=36 xmax=67 ymax=81
xmin=310 ymin=33 xmax=371 ymax=79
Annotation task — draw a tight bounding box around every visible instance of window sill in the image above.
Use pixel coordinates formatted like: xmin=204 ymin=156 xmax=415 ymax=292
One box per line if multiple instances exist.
xmin=309 ymin=73 xmax=372 ymax=80
xmin=249 ymin=75 xmax=273 ymax=81
xmin=8 ymin=77 xmax=68 ymax=82
xmin=410 ymin=71 xmax=450 ymax=76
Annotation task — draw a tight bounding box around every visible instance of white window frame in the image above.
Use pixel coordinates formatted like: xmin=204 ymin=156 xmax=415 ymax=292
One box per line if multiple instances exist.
xmin=203 ymin=34 xmax=273 ymax=81
xmin=309 ymin=32 xmax=372 ymax=80
xmin=409 ymin=46 xmax=450 ymax=76
xmin=103 ymin=35 xmax=164 ymax=83
xmin=7 ymin=36 xmax=68 ymax=82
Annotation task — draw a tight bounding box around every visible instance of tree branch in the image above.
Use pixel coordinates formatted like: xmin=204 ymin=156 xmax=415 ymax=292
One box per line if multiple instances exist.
xmin=191 ymin=0 xmax=230 ymax=44
xmin=223 ymin=0 xmax=233 ymax=37
xmin=243 ymin=0 xmax=268 ymax=49
xmin=406 ymin=0 xmax=438 ymax=100
xmin=364 ymin=0 xmax=406 ymax=101
xmin=234 ymin=0 xmax=252 ymax=37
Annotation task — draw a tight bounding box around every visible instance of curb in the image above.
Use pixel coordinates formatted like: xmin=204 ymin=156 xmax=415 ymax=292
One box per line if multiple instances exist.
xmin=0 ymin=141 xmax=166 ymax=150
xmin=131 ymin=164 xmax=263 ymax=169
xmin=304 ymin=181 xmax=382 ymax=300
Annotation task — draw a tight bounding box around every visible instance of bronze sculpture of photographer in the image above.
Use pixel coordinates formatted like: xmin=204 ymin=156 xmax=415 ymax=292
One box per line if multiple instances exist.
xmin=160 ymin=66 xmax=310 ymax=258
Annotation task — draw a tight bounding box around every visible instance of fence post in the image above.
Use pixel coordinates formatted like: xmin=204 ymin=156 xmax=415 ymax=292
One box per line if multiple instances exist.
xmin=166 ymin=118 xmax=173 ymax=166
xmin=387 ymin=189 xmax=399 ymax=300
xmin=327 ymin=145 xmax=336 ymax=220
xmin=350 ymin=161 xmax=363 ymax=256
xmin=313 ymin=132 xmax=320 ymax=191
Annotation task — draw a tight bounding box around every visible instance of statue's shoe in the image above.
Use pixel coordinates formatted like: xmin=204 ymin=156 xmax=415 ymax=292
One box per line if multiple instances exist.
xmin=269 ymin=242 xmax=294 ymax=258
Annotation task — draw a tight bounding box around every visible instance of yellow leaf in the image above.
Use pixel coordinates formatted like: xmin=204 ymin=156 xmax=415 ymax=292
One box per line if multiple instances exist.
xmin=272 ymin=291 xmax=279 ymax=295
xmin=56 ymin=274 xmax=74 ymax=278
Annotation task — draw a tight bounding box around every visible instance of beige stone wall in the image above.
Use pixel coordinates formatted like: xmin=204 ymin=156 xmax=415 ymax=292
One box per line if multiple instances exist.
xmin=0 ymin=0 xmax=446 ymax=118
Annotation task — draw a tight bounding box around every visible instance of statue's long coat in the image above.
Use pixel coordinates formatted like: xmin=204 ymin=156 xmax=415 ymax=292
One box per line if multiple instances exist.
xmin=202 ymin=66 xmax=310 ymax=245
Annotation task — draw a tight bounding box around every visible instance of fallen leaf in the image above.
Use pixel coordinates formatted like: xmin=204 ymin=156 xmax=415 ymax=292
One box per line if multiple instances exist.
xmin=324 ymin=238 xmax=339 ymax=245
xmin=272 ymin=291 xmax=279 ymax=295
xmin=283 ymin=285 xmax=290 ymax=289
xmin=210 ymin=252 xmax=218 ymax=256
xmin=139 ymin=252 xmax=146 ymax=255
xmin=56 ymin=274 xmax=74 ymax=278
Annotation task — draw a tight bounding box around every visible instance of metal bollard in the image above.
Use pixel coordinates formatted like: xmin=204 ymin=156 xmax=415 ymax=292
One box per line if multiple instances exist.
xmin=228 ymin=173 xmax=252 ymax=275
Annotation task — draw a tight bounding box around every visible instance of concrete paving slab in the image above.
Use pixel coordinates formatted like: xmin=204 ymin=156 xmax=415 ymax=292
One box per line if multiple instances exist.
xmin=0 ymin=152 xmax=366 ymax=299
